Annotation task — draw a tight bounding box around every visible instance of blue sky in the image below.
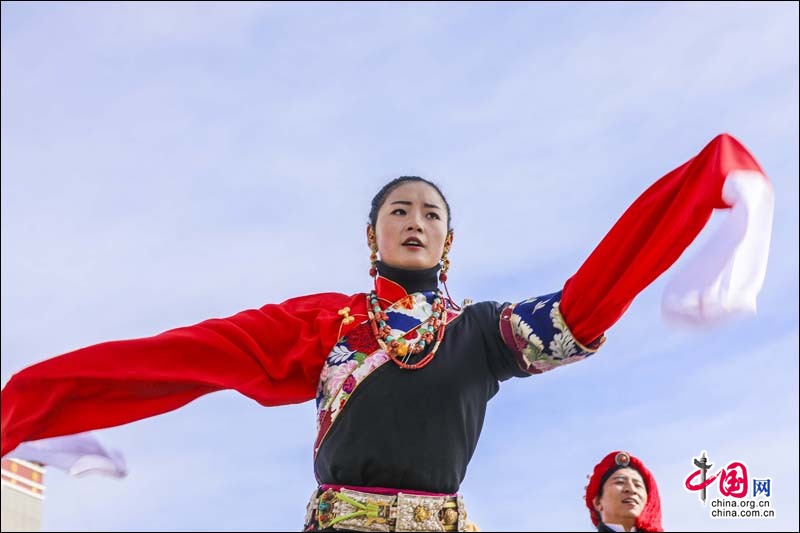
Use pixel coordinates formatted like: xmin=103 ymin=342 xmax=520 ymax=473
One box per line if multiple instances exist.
xmin=1 ymin=2 xmax=797 ymax=531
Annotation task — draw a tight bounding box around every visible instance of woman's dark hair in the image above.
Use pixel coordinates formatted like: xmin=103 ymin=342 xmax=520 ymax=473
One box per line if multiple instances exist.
xmin=368 ymin=176 xmax=452 ymax=230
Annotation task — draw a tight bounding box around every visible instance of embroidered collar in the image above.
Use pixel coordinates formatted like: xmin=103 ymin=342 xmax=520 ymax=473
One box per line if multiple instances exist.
xmin=375 ymin=261 xmax=439 ymax=302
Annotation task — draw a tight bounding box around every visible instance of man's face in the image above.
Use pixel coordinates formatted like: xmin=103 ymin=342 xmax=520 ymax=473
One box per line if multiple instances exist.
xmin=593 ymin=467 xmax=648 ymax=529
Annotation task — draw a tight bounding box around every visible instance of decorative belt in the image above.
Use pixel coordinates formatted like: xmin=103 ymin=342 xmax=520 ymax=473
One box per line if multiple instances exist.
xmin=303 ymin=486 xmax=476 ymax=532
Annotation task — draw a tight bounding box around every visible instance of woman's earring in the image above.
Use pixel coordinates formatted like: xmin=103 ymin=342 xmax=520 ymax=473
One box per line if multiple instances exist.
xmin=439 ymin=232 xmax=460 ymax=310
xmin=368 ymin=227 xmax=378 ymax=279
xmin=439 ymin=233 xmax=453 ymax=283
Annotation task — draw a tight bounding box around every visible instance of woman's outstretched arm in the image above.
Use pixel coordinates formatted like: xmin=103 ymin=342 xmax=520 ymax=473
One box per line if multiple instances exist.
xmin=1 ymin=292 xmax=363 ymax=457
xmin=500 ymin=133 xmax=772 ymax=375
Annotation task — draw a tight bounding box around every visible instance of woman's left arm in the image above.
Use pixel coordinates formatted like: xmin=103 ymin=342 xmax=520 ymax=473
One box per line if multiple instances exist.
xmin=500 ymin=133 xmax=772 ymax=375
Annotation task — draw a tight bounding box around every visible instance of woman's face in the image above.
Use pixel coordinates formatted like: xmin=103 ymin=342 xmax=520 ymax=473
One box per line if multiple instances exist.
xmin=372 ymin=181 xmax=450 ymax=271
xmin=593 ymin=467 xmax=648 ymax=530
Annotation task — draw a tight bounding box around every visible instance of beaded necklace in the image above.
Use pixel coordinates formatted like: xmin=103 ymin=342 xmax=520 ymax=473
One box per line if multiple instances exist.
xmin=366 ymin=290 xmax=447 ymax=370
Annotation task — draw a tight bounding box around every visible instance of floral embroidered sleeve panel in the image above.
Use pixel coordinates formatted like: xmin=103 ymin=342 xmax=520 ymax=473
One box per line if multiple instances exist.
xmin=499 ymin=291 xmax=604 ymax=375
xmin=1 ymin=292 xmax=365 ymax=457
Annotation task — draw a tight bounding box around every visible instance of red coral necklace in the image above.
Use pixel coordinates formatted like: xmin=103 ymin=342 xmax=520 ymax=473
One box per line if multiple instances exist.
xmin=366 ymin=291 xmax=447 ymax=370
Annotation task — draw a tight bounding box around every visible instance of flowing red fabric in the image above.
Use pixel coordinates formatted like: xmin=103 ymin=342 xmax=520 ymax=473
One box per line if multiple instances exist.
xmin=561 ymin=133 xmax=766 ymax=346
xmin=1 ymin=292 xmax=363 ymax=457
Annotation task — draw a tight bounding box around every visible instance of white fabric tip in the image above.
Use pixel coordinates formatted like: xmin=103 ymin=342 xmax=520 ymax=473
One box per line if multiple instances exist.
xmin=662 ymin=170 xmax=774 ymax=326
xmin=2 ymin=432 xmax=128 ymax=478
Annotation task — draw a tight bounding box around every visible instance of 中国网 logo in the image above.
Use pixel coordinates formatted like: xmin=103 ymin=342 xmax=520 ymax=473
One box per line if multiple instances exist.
xmin=684 ymin=450 xmax=775 ymax=519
